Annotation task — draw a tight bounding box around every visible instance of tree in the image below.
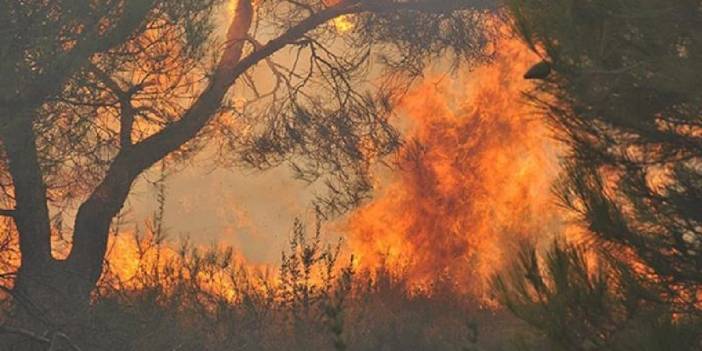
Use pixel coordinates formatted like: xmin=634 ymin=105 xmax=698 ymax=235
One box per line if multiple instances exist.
xmin=0 ymin=0 xmax=497 ymax=327
xmin=507 ymin=0 xmax=702 ymax=321
xmin=494 ymin=241 xmax=702 ymax=350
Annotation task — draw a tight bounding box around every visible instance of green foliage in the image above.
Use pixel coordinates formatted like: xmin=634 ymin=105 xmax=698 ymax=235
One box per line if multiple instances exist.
xmin=504 ymin=2 xmax=702 ymax=346
xmin=494 ymin=242 xmax=613 ymax=349
xmin=507 ymin=0 xmax=702 ymax=315
xmin=494 ymin=241 xmax=702 ymax=350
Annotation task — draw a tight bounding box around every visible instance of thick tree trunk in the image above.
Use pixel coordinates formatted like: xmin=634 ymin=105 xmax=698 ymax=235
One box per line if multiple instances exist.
xmin=1 ymin=2 xmax=158 ymax=333
xmin=2 ymin=0 xmax=363 ymax=327
xmin=1 ymin=260 xmax=96 ymax=350
xmin=3 ymin=1 xmax=255 ymax=333
xmin=65 ymin=0 xmax=255 ymax=294
xmin=0 ymin=117 xmax=52 ymax=276
xmin=13 ymin=261 xmax=92 ymax=325
xmin=0 ymin=115 xmax=89 ymax=340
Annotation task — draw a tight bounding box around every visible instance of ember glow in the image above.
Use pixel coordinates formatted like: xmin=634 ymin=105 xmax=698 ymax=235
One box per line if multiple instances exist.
xmin=345 ymin=35 xmax=567 ymax=295
xmin=332 ymin=15 xmax=355 ymax=32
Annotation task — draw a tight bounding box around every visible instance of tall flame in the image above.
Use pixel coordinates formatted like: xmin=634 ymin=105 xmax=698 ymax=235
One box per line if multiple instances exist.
xmin=345 ymin=35 xmax=567 ymax=295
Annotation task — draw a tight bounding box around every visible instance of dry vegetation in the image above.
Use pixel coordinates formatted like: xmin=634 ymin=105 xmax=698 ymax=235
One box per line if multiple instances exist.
xmin=0 ymin=217 xmax=529 ymax=351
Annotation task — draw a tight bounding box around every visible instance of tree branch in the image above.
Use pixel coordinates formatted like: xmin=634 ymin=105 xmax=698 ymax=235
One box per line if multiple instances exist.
xmin=64 ymin=0 xmax=493 ymax=285
xmin=125 ymin=0 xmax=360 ymax=172
xmin=359 ymin=0 xmax=497 ymax=13
xmin=88 ymin=64 xmax=137 ymax=147
xmin=66 ymin=0 xmax=256 ymax=284
xmin=16 ymin=0 xmax=157 ymax=114
xmin=0 ymin=2 xmax=158 ymax=281
xmin=0 ymin=324 xmax=83 ymax=351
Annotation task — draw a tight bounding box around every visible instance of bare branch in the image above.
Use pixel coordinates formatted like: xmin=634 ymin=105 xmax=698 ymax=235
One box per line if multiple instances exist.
xmin=0 ymin=324 xmax=83 ymax=351
xmin=87 ymin=64 xmax=138 ymax=147
xmin=13 ymin=0 xmax=158 ymax=113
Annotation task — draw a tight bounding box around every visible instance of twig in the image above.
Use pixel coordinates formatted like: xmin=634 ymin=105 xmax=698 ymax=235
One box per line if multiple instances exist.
xmin=0 ymin=209 xmax=15 ymax=218
xmin=0 ymin=324 xmax=83 ymax=351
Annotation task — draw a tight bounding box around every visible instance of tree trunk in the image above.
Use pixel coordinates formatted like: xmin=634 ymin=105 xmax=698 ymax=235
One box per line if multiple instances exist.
xmin=13 ymin=260 xmax=92 ymax=324
xmin=3 ymin=260 xmax=97 ymax=350
xmin=0 ymin=116 xmax=88 ymax=336
xmin=3 ymin=1 xmax=255 ymax=334
xmin=0 ymin=117 xmax=52 ymax=276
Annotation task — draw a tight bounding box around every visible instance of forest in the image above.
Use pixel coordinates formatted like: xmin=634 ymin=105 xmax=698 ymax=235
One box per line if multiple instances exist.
xmin=0 ymin=0 xmax=700 ymax=350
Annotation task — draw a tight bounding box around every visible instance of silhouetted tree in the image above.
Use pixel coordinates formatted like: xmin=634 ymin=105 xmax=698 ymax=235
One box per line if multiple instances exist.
xmin=0 ymin=0 xmax=497 ymax=330
xmin=506 ymin=0 xmax=702 ymax=334
xmin=494 ymin=241 xmax=702 ymax=350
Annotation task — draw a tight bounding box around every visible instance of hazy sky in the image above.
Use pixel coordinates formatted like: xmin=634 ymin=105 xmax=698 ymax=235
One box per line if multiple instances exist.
xmin=128 ymin=155 xmax=324 ymax=264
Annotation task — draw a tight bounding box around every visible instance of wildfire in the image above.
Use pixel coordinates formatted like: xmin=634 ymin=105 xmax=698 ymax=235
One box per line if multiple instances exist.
xmin=100 ymin=230 xmax=260 ymax=304
xmin=98 ymin=31 xmax=569 ymax=301
xmin=0 ymin=13 xmax=574 ymax=305
xmin=344 ymin=34 xmax=568 ymax=296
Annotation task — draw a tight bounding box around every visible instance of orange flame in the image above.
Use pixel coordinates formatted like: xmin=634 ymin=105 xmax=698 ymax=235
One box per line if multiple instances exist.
xmin=345 ymin=35 xmax=568 ymax=296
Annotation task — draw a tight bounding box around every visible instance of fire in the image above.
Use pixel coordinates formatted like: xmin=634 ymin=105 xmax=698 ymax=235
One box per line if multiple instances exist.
xmin=344 ymin=34 xmax=567 ymax=296
xmin=332 ymin=15 xmax=355 ymax=32
xmin=319 ymin=0 xmax=356 ymax=32
xmin=0 ymin=11 xmax=571 ymax=305
xmin=100 ymin=230 xmax=259 ymax=304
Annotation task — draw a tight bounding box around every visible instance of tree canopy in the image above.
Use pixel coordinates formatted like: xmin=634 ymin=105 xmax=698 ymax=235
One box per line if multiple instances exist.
xmin=508 ymin=0 xmax=702 ymax=312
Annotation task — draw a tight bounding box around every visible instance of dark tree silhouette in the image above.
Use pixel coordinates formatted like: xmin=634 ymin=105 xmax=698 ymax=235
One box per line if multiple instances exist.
xmin=0 ymin=0 xmax=496 ymax=328
xmin=506 ymin=0 xmax=702 ymax=327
